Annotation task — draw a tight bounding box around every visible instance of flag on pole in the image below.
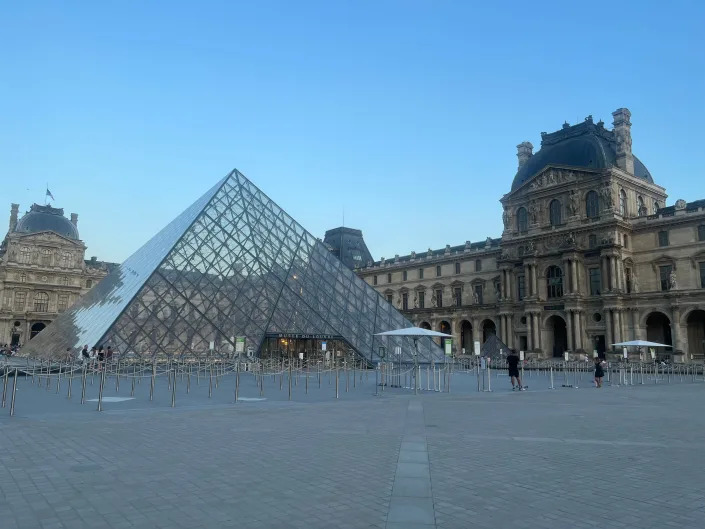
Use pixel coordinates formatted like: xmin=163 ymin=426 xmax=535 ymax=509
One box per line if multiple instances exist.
xmin=46 ymin=188 xmax=55 ymax=201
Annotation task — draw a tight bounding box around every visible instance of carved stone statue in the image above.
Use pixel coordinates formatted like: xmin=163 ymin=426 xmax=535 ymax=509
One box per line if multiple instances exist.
xmin=494 ymin=282 xmax=502 ymax=301
xmin=526 ymin=240 xmax=535 ymax=254
xmin=631 ymin=272 xmax=639 ymax=293
xmin=413 ymin=293 xmax=419 ymax=308
xmin=397 ymin=294 xmax=402 ymax=309
xmin=568 ymin=190 xmax=579 ymax=216
xmin=600 ymin=184 xmax=614 ymax=211
xmin=669 ymin=270 xmax=677 ymax=290
xmin=472 ymin=291 xmax=480 ymax=305
xmin=502 ymin=208 xmax=511 ymax=229
xmin=528 ymin=201 xmax=538 ymax=224
xmin=431 ymin=292 xmax=438 ymax=308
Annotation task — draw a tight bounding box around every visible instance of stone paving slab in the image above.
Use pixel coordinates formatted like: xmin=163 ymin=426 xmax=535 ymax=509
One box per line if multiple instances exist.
xmin=1 ymin=369 xmax=704 ymax=528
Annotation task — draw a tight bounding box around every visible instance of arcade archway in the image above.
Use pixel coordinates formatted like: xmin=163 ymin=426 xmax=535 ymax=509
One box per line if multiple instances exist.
xmin=545 ymin=315 xmax=567 ymax=357
xmin=646 ymin=312 xmax=672 ymax=351
xmin=30 ymin=322 xmax=46 ymax=340
xmin=460 ymin=320 xmax=473 ymax=354
xmin=481 ymin=319 xmax=496 ymax=343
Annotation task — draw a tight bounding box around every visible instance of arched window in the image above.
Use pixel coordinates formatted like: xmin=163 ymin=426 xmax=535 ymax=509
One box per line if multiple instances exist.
xmin=546 ymin=265 xmax=564 ymax=299
xmin=637 ymin=196 xmax=646 ymax=216
xmin=40 ymin=248 xmax=52 ymax=266
xmin=549 ymin=199 xmax=562 ymax=226
xmin=653 ymin=201 xmax=660 ymax=214
xmin=34 ymin=291 xmax=49 ymax=312
xmin=619 ymin=189 xmax=627 ymax=216
xmin=516 ymin=207 xmax=528 ymax=232
xmin=20 ymin=247 xmax=31 ymax=264
xmin=586 ymin=191 xmax=600 ymax=219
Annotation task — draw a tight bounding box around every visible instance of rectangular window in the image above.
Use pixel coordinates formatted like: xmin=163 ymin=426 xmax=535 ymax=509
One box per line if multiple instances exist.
xmin=3 ymin=292 xmax=12 ymax=309
xmin=658 ymin=230 xmax=669 ymax=247
xmin=700 ymin=262 xmax=705 ymax=288
xmin=373 ymin=275 xmax=378 ymax=286
xmin=660 ymin=265 xmax=672 ymax=291
xmin=454 ymin=287 xmax=462 ymax=307
xmin=589 ymin=234 xmax=597 ymax=249
xmin=699 ymin=225 xmax=705 ymax=242
xmin=14 ymin=291 xmax=25 ymax=311
xmin=455 ymin=262 xmax=461 ymax=274
xmin=625 ymin=268 xmax=632 ymax=294
xmin=58 ymin=294 xmax=69 ymax=312
xmin=475 ymin=259 xmax=482 ymax=272
xmin=387 ymin=273 xmax=392 ymax=283
xmin=517 ymin=275 xmax=525 ymax=301
xmin=474 ymin=284 xmax=483 ymax=305
xmin=436 ymin=265 xmax=441 ymax=277
xmin=418 ymin=291 xmax=425 ymax=309
xmin=403 ymin=270 xmax=407 ymax=281
xmin=418 ymin=268 xmax=424 ymax=279
xmin=402 ymin=293 xmax=408 ymax=311
xmin=386 ymin=294 xmax=393 ymax=303
xmin=589 ymin=267 xmax=601 ymax=296
xmin=435 ymin=289 xmax=443 ymax=308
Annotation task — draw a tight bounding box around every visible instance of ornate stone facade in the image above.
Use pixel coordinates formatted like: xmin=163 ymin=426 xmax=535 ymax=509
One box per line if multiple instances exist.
xmin=357 ymin=109 xmax=705 ymax=360
xmin=0 ymin=204 xmax=116 ymax=347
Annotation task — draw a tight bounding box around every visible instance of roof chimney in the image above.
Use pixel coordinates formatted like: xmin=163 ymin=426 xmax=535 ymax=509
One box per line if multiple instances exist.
xmin=612 ymin=108 xmax=634 ymax=174
xmin=9 ymin=203 xmax=19 ymax=232
xmin=517 ymin=141 xmax=533 ymax=169
xmin=70 ymin=213 xmax=78 ymax=227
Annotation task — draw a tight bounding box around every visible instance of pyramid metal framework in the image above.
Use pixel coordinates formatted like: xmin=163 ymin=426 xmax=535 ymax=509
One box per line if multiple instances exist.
xmin=22 ymin=170 xmax=445 ymax=364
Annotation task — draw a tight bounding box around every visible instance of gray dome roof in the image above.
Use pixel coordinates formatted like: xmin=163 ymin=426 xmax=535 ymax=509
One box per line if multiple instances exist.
xmin=511 ymin=118 xmax=653 ymax=192
xmin=14 ymin=204 xmax=79 ymax=240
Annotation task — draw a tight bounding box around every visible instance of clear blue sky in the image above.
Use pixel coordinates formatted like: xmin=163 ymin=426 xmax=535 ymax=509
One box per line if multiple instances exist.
xmin=2 ymin=1 xmax=704 ymax=263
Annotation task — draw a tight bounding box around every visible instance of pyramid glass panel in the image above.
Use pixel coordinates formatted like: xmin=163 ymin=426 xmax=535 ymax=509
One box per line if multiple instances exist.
xmin=21 ymin=169 xmax=445 ymax=363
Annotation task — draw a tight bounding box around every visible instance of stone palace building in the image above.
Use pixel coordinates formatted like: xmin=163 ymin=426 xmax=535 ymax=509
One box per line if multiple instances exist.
xmin=0 ymin=203 xmax=115 ymax=347
xmin=357 ymin=108 xmax=705 ymax=359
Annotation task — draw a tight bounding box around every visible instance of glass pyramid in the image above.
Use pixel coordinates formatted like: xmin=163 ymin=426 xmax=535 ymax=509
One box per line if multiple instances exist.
xmin=22 ymin=170 xmax=445 ymax=364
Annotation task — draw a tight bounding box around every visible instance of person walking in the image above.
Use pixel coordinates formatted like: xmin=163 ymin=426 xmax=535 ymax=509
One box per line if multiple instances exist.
xmin=594 ymin=357 xmax=605 ymax=388
xmin=507 ymin=350 xmax=524 ymax=391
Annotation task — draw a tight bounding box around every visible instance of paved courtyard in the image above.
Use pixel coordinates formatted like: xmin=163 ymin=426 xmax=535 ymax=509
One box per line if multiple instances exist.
xmin=1 ymin=367 xmax=704 ymax=528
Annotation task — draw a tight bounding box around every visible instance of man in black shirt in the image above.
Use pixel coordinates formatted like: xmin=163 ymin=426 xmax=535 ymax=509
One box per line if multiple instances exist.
xmin=507 ymin=350 xmax=524 ymax=391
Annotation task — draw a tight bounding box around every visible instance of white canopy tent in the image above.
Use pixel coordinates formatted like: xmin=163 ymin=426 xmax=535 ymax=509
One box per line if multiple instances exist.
xmin=611 ymin=340 xmax=670 ymax=348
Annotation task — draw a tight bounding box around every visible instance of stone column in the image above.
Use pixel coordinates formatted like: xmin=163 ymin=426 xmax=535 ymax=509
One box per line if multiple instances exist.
xmin=571 ymin=260 xmax=578 ymax=293
xmin=526 ymin=313 xmax=533 ymax=350
xmin=507 ymin=272 xmax=513 ymax=301
xmin=671 ymin=306 xmax=682 ymax=353
xmin=566 ymin=310 xmax=574 ymax=351
xmin=533 ymin=312 xmax=541 ymax=352
xmin=563 ymin=259 xmax=572 ymax=293
xmin=506 ymin=314 xmax=513 ymax=349
xmin=617 ymin=260 xmax=625 ymax=293
xmin=601 ymin=257 xmax=609 ymax=292
xmin=574 ymin=311 xmax=583 ymax=350
xmin=611 ymin=256 xmax=619 ymax=292
xmin=524 ymin=264 xmax=531 ymax=297
xmin=630 ymin=309 xmax=638 ymax=341
xmin=605 ymin=310 xmax=613 ymax=352
xmin=532 ymin=265 xmax=539 ymax=299
xmin=501 ymin=270 xmax=507 ymax=300
xmin=613 ymin=310 xmax=622 ymax=344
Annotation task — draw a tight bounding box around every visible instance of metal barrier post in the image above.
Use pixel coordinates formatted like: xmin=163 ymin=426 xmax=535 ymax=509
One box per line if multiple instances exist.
xmin=10 ymin=369 xmax=18 ymax=417
xmin=171 ymin=369 xmax=176 ymax=408
xmin=67 ymin=366 xmax=73 ymax=399
xmin=81 ymin=365 xmax=87 ymax=404
xmin=335 ymin=364 xmax=339 ymax=399
xmin=97 ymin=368 xmax=105 ymax=412
xmin=1 ymin=368 xmax=8 ymax=408
xmin=288 ymin=359 xmax=292 ymax=401
xmin=550 ymin=365 xmax=554 ymax=389
xmin=151 ymin=361 xmax=156 ymax=401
